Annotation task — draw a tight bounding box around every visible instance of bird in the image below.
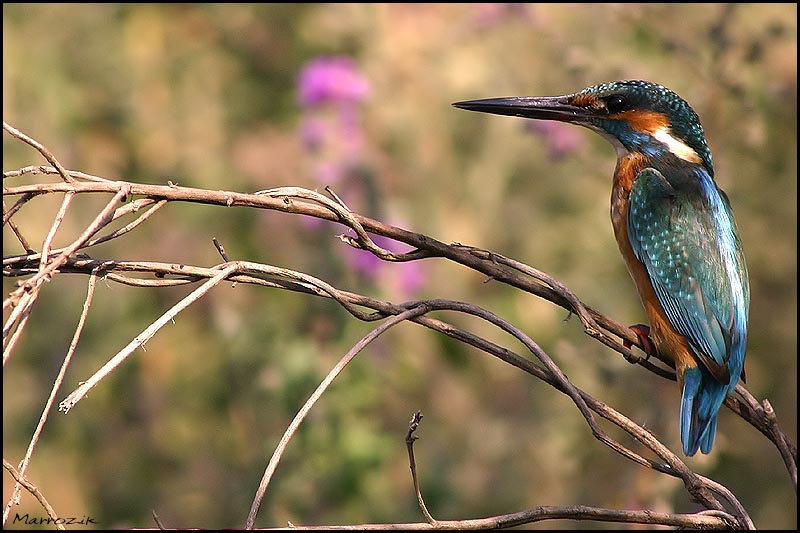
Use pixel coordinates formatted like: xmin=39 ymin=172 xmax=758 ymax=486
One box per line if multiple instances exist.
xmin=453 ymin=80 xmax=749 ymax=456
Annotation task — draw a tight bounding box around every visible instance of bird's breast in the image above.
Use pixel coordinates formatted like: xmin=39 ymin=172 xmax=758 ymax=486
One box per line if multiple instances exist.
xmin=610 ymin=152 xmax=645 ymax=239
xmin=611 ymin=153 xmax=698 ymax=376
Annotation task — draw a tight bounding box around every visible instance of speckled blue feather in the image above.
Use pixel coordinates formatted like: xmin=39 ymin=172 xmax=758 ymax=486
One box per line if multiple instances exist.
xmin=627 ymin=167 xmax=749 ymax=455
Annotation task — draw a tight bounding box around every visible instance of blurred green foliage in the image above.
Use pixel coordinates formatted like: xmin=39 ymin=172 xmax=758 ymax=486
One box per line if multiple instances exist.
xmin=3 ymin=3 xmax=796 ymax=529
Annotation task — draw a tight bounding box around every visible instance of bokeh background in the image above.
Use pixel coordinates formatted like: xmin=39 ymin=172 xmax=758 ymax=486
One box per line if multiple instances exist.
xmin=3 ymin=3 xmax=796 ymax=529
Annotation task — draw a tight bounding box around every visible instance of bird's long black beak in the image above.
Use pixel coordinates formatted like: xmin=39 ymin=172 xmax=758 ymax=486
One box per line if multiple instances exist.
xmin=452 ymin=95 xmax=590 ymax=123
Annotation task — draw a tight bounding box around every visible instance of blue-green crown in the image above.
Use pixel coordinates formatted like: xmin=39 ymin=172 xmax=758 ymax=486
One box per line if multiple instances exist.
xmin=579 ymin=80 xmax=713 ymax=174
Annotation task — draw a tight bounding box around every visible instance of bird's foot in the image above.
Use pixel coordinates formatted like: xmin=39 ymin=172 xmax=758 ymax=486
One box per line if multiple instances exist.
xmin=623 ymin=323 xmax=655 ymax=361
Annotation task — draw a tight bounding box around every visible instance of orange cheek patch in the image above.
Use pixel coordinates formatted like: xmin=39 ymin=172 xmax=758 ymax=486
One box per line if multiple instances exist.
xmin=614 ymin=110 xmax=670 ymax=134
xmin=616 ymin=110 xmax=703 ymax=164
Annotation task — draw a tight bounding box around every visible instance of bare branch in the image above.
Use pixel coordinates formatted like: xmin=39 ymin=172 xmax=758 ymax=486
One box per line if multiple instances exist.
xmin=2 ymin=460 xmax=64 ymax=530
xmin=3 ymin=164 xmax=112 ymax=183
xmin=405 ymin=411 xmax=435 ymax=525
xmin=2 ymin=198 xmax=35 ymax=252
xmin=246 ymin=304 xmax=431 ymax=529
xmin=1 ymin=178 xmax=648 ymax=351
xmin=58 ymin=262 xmax=240 ymax=413
xmin=2 ymin=271 xmax=100 ymax=526
xmin=2 ymin=122 xmax=75 ymax=183
xmin=3 ymin=186 xmax=129 ymax=365
xmin=256 ymin=186 xmax=429 ymax=262
xmin=3 ymin=126 xmax=793 ymax=529
xmin=25 ymin=182 xmax=776 ymax=474
xmin=261 ymin=507 xmax=737 ymax=530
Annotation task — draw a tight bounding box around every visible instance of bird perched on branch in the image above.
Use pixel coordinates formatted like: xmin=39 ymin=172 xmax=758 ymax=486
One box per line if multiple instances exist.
xmin=454 ymin=80 xmax=749 ymax=456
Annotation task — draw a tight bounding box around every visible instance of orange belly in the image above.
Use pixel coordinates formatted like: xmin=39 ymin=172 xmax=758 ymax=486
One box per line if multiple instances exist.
xmin=611 ymin=156 xmax=697 ymax=381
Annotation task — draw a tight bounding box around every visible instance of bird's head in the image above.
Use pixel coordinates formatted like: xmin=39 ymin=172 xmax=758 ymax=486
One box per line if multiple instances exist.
xmin=454 ymin=80 xmax=713 ymax=176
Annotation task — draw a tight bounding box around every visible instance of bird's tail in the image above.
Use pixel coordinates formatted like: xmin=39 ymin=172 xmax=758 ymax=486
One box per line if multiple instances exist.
xmin=680 ymin=366 xmax=728 ymax=456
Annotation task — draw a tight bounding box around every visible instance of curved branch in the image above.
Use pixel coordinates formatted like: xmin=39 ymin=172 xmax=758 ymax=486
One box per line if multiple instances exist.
xmin=245 ymin=304 xmax=431 ymax=529
xmin=39 ymin=257 xmax=751 ymax=526
xmin=266 ymin=507 xmax=737 ymax=530
xmin=3 ymin=175 xmax=794 ymax=480
xmin=2 ymin=139 xmax=792 ymax=528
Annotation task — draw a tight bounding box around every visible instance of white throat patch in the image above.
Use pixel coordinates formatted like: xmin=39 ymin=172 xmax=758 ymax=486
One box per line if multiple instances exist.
xmin=652 ymin=126 xmax=702 ymax=163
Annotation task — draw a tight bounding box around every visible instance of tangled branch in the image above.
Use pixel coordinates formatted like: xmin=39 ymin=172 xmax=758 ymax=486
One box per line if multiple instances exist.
xmin=3 ymin=123 xmax=795 ymax=529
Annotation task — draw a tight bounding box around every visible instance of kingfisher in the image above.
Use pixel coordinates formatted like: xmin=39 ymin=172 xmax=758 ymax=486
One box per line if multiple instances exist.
xmin=453 ymin=80 xmax=749 ymax=456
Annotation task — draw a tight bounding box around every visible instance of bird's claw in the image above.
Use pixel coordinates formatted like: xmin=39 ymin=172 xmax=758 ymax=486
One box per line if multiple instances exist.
xmin=624 ymin=323 xmax=655 ymax=360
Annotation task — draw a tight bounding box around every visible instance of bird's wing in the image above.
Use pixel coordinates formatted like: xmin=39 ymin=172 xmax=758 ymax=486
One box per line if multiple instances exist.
xmin=627 ymin=167 xmax=747 ymax=384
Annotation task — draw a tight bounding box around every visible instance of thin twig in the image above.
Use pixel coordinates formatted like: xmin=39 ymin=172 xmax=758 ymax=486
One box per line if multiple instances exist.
xmin=58 ymin=262 xmax=239 ymax=413
xmin=2 ymin=198 xmax=35 ymax=252
xmin=152 ymin=510 xmax=166 ymax=529
xmin=213 ymin=237 xmax=230 ymax=261
xmin=760 ymin=399 xmax=798 ymax=492
xmin=2 ymin=293 xmax=33 ymax=365
xmin=3 ymin=186 xmax=129 ymax=315
xmin=405 ymin=411 xmax=435 ymax=524
xmin=257 ymin=186 xmax=428 ymax=262
xmin=2 ymin=192 xmax=36 ymax=226
xmin=2 ymin=122 xmax=75 ymax=183
xmin=697 ymin=474 xmax=755 ymax=530
xmin=3 ymin=187 xmax=129 ymax=367
xmin=3 ymin=198 xmax=167 ymax=266
xmin=2 ymin=271 xmax=100 ymax=526
xmin=2 ymin=460 xmax=65 ymax=531
xmin=39 ymin=190 xmax=75 ymax=271
xmin=245 ymin=304 xmax=430 ymax=529
xmin=3 ymin=164 xmax=112 ymax=183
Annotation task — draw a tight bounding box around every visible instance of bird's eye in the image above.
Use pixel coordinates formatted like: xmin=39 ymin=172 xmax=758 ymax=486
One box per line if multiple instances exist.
xmin=605 ymin=95 xmax=628 ymax=113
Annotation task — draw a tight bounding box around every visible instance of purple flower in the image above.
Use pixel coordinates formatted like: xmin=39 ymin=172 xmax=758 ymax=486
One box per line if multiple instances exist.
xmin=296 ymin=56 xmax=425 ymax=297
xmin=297 ymin=56 xmax=370 ymax=108
xmin=297 ymin=56 xmax=369 ymax=185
